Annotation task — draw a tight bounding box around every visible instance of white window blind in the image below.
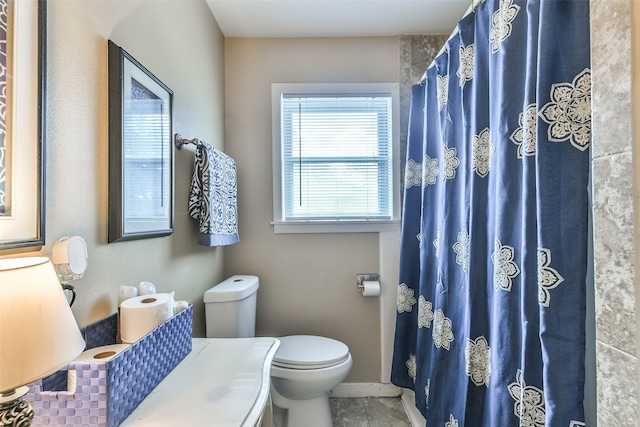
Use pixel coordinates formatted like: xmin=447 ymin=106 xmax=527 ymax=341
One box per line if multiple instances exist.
xmin=280 ymin=93 xmax=393 ymax=221
xmin=272 ymin=83 xmax=400 ymax=234
xmin=123 ymin=79 xmax=171 ymax=221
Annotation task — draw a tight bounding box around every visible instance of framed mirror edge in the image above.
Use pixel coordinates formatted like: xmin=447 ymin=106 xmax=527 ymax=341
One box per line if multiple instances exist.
xmin=0 ymin=0 xmax=47 ymax=251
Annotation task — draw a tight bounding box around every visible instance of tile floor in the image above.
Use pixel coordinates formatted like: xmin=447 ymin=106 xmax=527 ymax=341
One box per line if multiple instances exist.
xmin=330 ymin=397 xmax=412 ymax=427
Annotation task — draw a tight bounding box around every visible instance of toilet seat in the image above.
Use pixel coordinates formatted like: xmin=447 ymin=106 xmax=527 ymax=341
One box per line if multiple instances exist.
xmin=272 ymin=335 xmax=350 ymax=370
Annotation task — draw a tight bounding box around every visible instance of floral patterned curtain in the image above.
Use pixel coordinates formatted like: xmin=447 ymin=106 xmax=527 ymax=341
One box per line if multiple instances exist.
xmin=391 ymin=1 xmax=591 ymax=426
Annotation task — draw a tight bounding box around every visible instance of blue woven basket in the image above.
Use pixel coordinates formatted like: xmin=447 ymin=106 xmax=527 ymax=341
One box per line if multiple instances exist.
xmin=27 ymin=305 xmax=193 ymax=427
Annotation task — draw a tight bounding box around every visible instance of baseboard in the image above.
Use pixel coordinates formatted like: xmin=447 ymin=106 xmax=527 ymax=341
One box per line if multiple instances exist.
xmin=329 ymin=382 xmax=402 ymax=398
xmin=399 ymin=388 xmax=426 ymax=427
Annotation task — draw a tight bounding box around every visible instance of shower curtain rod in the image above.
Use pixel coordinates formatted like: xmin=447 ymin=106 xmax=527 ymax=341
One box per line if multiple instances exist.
xmin=419 ymin=0 xmax=484 ymax=83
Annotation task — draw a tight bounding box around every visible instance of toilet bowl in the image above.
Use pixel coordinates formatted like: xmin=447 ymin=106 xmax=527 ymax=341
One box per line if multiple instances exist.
xmin=203 ymin=277 xmax=353 ymax=427
xmin=269 ymin=335 xmax=352 ymax=427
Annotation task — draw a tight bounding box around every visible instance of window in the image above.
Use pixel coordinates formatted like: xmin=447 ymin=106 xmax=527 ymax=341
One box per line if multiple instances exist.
xmin=272 ymin=83 xmax=400 ymax=233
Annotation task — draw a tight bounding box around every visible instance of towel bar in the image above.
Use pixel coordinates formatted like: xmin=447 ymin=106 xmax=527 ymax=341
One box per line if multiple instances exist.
xmin=175 ymin=133 xmax=202 ymax=149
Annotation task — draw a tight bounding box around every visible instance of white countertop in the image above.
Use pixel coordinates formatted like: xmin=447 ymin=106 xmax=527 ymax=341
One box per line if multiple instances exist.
xmin=121 ymin=337 xmax=280 ymax=427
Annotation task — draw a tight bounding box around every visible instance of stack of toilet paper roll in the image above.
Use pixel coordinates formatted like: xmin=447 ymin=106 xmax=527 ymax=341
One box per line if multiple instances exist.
xmin=118 ymin=282 xmax=189 ymax=344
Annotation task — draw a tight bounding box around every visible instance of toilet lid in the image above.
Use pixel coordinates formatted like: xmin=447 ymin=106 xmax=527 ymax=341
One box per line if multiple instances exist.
xmin=272 ymin=335 xmax=350 ymax=370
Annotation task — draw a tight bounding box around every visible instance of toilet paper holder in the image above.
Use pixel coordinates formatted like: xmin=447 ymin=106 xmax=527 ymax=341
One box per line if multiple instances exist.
xmin=356 ymin=274 xmax=379 ymax=291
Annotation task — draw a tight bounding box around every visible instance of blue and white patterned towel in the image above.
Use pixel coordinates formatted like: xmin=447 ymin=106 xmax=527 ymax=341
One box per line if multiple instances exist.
xmin=188 ymin=143 xmax=239 ymax=246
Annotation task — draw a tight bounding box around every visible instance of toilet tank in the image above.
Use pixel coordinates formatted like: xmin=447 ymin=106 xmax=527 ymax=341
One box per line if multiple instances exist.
xmin=204 ymin=275 xmax=258 ymax=338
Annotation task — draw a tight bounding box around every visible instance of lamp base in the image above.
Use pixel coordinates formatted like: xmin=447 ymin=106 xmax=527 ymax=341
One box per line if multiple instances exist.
xmin=0 ymin=386 xmax=34 ymax=427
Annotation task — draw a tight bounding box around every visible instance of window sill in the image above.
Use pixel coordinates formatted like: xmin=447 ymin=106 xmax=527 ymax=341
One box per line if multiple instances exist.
xmin=271 ymin=220 xmax=401 ymax=234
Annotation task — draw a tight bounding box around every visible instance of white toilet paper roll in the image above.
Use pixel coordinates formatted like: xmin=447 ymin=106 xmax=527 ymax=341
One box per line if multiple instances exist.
xmin=120 ymin=293 xmax=175 ymax=344
xmin=73 ymin=344 xmax=131 ymax=363
xmin=361 ymin=280 xmax=381 ymax=297
xmin=68 ymin=344 xmax=130 ymax=392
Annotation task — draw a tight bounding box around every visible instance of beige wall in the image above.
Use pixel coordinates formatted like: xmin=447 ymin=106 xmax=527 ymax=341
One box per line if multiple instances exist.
xmin=224 ymin=37 xmax=400 ymax=382
xmin=6 ymin=0 xmax=227 ymax=337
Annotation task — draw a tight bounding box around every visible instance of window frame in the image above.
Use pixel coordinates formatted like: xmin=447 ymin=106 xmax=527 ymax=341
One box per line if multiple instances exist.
xmin=271 ymin=83 xmax=401 ymax=234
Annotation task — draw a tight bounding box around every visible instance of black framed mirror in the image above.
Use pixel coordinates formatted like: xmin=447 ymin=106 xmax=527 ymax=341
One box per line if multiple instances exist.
xmin=107 ymin=40 xmax=174 ymax=243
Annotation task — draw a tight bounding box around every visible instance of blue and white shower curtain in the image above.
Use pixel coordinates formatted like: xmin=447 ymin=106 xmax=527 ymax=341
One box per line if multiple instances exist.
xmin=391 ymin=1 xmax=591 ymax=426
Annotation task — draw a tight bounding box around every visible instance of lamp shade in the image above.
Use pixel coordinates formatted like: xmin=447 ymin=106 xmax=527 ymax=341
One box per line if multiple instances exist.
xmin=0 ymin=257 xmax=85 ymax=393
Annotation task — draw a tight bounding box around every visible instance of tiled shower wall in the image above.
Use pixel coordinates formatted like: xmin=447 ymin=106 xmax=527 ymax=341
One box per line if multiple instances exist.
xmin=591 ymin=0 xmax=639 ymax=425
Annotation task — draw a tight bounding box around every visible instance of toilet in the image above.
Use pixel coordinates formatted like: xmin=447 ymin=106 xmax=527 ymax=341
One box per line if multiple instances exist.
xmin=204 ymin=275 xmax=352 ymax=427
